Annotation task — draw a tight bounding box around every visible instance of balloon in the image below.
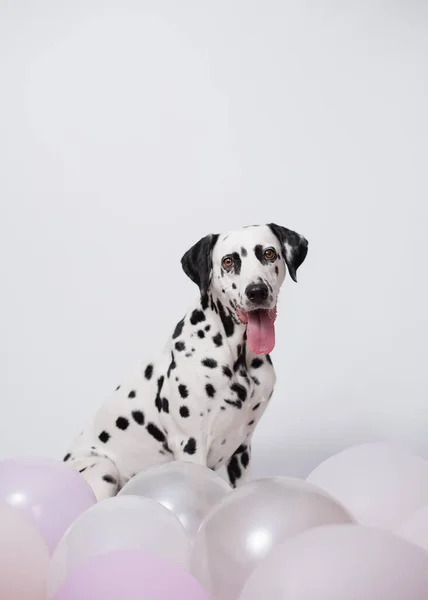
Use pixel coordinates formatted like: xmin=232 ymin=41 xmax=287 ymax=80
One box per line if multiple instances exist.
xmin=239 ymin=523 xmax=428 ymax=600
xmin=50 ymin=550 xmax=209 ymax=600
xmin=0 ymin=505 xmax=50 ymax=600
xmin=190 ymin=476 xmax=353 ymax=600
xmin=307 ymin=442 xmax=428 ymax=530
xmin=395 ymin=505 xmax=428 ymax=551
xmin=119 ymin=461 xmax=231 ymax=537
xmin=47 ymin=494 xmax=191 ymax=597
xmin=0 ymin=456 xmax=96 ymax=553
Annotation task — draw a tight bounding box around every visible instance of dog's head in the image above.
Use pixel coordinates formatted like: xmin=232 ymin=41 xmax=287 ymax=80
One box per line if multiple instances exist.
xmin=181 ymin=224 xmax=308 ymax=355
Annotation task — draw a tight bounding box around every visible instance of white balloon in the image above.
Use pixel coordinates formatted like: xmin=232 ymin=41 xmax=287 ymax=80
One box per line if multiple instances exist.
xmin=240 ymin=524 xmax=428 ymax=600
xmin=47 ymin=495 xmax=190 ymax=598
xmin=119 ymin=461 xmax=231 ymax=537
xmin=396 ymin=505 xmax=428 ymax=551
xmin=307 ymin=442 xmax=428 ymax=530
xmin=190 ymin=476 xmax=353 ymax=600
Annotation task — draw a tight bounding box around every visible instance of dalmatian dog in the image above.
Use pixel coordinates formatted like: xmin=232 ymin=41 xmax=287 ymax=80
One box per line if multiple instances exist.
xmin=64 ymin=223 xmax=308 ymax=500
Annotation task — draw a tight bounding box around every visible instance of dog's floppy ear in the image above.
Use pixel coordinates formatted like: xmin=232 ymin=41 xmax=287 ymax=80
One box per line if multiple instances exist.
xmin=268 ymin=223 xmax=308 ymax=282
xmin=181 ymin=233 xmax=219 ymax=294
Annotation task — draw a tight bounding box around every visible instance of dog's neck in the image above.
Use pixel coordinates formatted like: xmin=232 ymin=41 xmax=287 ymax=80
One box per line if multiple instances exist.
xmin=202 ymin=290 xmax=248 ymax=361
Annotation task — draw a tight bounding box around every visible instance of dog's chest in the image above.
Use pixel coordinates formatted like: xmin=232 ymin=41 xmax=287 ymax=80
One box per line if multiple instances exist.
xmin=202 ymin=353 xmax=275 ymax=467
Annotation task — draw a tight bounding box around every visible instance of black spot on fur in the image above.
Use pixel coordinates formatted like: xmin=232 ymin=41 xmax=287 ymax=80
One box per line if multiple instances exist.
xmin=202 ymin=357 xmax=218 ymax=368
xmin=266 ymin=354 xmax=272 ymax=365
xmin=63 ymin=453 xmax=71 ymax=462
xmin=163 ymin=441 xmax=173 ymax=454
xmin=115 ymin=385 xmax=121 ymax=391
xmin=225 ymin=398 xmax=242 ymax=409
xmin=227 ymin=456 xmax=242 ymax=486
xmin=232 ymin=283 xmax=237 ymax=289
xmin=201 ymin=293 xmax=209 ymax=310
xmin=231 ymin=252 xmax=242 ymax=275
xmin=241 ymin=451 xmax=250 ymax=468
xmin=213 ymin=332 xmax=223 ymax=347
xmin=252 ymin=402 xmax=261 ymax=411
xmin=116 ymin=416 xmax=129 ymax=430
xmin=144 ymin=364 xmax=154 ymax=380
xmin=183 ymin=437 xmax=197 ymax=455
xmin=172 ymin=318 xmax=185 ymax=339
xmin=210 ymin=295 xmax=218 ymax=313
xmin=241 ymin=247 xmax=247 ymax=257
xmin=162 ymin=398 xmax=169 ymax=413
xmin=147 ymin=423 xmax=166 ymax=442
xmin=132 ymin=410 xmax=145 ymax=425
xmin=190 ymin=309 xmax=206 ymax=325
xmin=179 ymin=405 xmax=190 ymax=418
xmin=99 ymin=431 xmax=110 ymax=443
xmin=128 ymin=390 xmax=136 ymax=399
xmin=221 ymin=406 xmax=226 ymax=411
xmin=248 ymin=420 xmax=255 ymax=426
xmin=235 ymin=444 xmax=248 ymax=453
xmin=175 ymin=340 xmax=185 ymax=352
xmin=79 ymin=467 xmax=87 ymax=473
xmin=251 ymin=357 xmax=264 ymax=369
xmin=222 ymin=365 xmax=233 ymax=378
xmin=197 ymin=329 xmax=205 ymax=338
xmin=167 ymin=352 xmax=176 ymax=378
xmin=251 ymin=376 xmax=260 ymax=385
xmin=178 ymin=384 xmax=189 ymax=398
xmin=103 ymin=474 xmax=117 ymax=485
xmin=155 ymin=376 xmax=165 ymax=412
xmin=205 ymin=325 xmax=211 ymax=331
xmin=205 ymin=383 xmax=216 ymax=398
xmin=254 ymin=244 xmax=268 ymax=265
xmin=233 ymin=344 xmax=247 ymax=372
xmin=216 ymin=300 xmax=235 ymax=337
xmin=231 ymin=383 xmax=247 ymax=402
xmin=275 ymin=265 xmax=279 ymax=275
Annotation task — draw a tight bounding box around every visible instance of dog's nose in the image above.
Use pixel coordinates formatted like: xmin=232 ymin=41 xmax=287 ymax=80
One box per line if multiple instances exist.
xmin=245 ymin=283 xmax=269 ymax=304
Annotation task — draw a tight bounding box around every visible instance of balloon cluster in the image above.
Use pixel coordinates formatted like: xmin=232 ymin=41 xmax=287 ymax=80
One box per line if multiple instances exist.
xmin=2 ymin=443 xmax=428 ymax=599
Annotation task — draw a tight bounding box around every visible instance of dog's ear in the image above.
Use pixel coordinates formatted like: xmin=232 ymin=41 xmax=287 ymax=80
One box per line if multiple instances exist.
xmin=268 ymin=223 xmax=308 ymax=282
xmin=181 ymin=233 xmax=219 ymax=294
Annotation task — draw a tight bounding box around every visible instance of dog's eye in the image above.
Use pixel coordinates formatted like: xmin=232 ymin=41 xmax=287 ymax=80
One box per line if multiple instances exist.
xmin=222 ymin=256 xmax=234 ymax=270
xmin=264 ymin=248 xmax=277 ymax=261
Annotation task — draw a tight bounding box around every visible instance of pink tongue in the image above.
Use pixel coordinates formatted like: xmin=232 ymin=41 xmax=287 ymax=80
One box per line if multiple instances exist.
xmin=247 ymin=310 xmax=275 ymax=355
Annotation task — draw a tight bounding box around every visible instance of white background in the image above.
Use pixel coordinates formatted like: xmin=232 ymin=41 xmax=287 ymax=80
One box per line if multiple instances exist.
xmin=1 ymin=1 xmax=427 ymax=478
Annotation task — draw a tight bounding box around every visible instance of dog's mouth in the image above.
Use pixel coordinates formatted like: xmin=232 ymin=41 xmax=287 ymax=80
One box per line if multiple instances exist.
xmin=235 ymin=306 xmax=277 ymax=355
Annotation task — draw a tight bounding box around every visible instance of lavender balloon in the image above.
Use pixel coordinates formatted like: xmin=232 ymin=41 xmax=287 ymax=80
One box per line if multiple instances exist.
xmin=0 ymin=456 xmax=96 ymax=553
xmin=51 ymin=550 xmax=210 ymax=600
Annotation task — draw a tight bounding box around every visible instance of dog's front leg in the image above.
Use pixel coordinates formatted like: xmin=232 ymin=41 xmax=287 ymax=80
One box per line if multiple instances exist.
xmin=226 ymin=439 xmax=252 ymax=488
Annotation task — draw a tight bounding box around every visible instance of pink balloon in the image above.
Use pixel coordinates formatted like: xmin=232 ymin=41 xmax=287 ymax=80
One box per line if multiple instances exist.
xmin=0 ymin=505 xmax=50 ymax=600
xmin=240 ymin=524 xmax=428 ymax=600
xmin=50 ymin=550 xmax=210 ymax=600
xmin=0 ymin=456 xmax=96 ymax=553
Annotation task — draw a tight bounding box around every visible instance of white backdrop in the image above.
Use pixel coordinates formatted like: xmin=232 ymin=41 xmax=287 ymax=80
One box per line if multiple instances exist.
xmin=1 ymin=1 xmax=427 ymax=478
